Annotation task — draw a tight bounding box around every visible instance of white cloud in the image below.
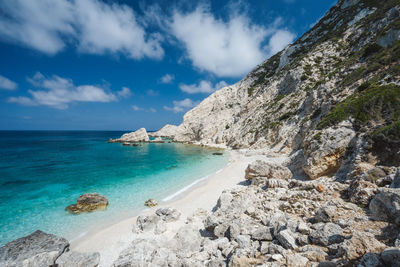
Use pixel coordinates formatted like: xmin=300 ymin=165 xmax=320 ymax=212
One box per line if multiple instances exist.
xmin=160 ymin=74 xmax=174 ymax=84
xmin=267 ymin=30 xmax=296 ymax=55
xmin=117 ymin=87 xmax=132 ymax=98
xmin=132 ymin=105 xmax=143 ymax=111
xmin=132 ymin=105 xmax=157 ymax=112
xmin=8 ymin=72 xmax=117 ymax=109
xmin=168 ymin=7 xmax=295 ymax=77
xmin=146 ymin=89 xmax=159 ymax=96
xmin=0 ymin=0 xmax=163 ymax=59
xmin=179 ymin=80 xmax=227 ymax=94
xmin=164 ymin=98 xmax=199 ymax=113
xmin=0 ymin=75 xmax=18 ymax=90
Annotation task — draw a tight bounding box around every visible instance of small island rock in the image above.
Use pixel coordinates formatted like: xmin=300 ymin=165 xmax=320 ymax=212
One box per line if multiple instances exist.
xmin=109 ymin=128 xmax=150 ymax=143
xmin=144 ymin=199 xmax=158 ymax=207
xmin=66 ymin=193 xmax=108 ymax=214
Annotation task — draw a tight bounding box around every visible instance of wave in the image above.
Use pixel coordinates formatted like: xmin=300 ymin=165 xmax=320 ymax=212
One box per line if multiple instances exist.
xmin=162 ymin=167 xmax=225 ymax=202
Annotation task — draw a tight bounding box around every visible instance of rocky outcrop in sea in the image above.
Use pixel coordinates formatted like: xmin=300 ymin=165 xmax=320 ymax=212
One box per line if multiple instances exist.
xmin=66 ymin=193 xmax=109 ymax=214
xmin=109 ymin=128 xmax=150 ymax=143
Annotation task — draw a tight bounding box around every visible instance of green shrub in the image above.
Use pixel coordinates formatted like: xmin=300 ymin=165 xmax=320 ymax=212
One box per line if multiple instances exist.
xmin=318 ymin=84 xmax=400 ymax=129
xmin=248 ymin=87 xmax=255 ymax=97
xmin=362 ymin=43 xmax=383 ymax=58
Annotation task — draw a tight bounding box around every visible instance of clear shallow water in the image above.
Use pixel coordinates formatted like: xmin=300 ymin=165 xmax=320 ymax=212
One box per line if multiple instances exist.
xmin=0 ymin=131 xmax=229 ymax=245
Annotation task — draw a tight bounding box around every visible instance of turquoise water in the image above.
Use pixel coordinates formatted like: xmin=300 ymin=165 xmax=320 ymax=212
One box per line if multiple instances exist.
xmin=0 ymin=131 xmax=229 ymax=245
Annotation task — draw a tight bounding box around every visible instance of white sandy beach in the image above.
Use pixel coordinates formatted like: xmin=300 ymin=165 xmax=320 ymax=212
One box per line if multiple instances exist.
xmin=70 ymin=150 xmax=268 ymax=266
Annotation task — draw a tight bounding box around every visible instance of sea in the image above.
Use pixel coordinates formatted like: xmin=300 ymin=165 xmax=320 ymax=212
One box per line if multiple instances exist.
xmin=0 ymin=131 xmax=229 ymax=246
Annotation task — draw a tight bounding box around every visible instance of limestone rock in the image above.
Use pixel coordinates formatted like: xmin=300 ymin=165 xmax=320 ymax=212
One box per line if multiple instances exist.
xmin=151 ymin=137 xmax=163 ymax=143
xmin=338 ymin=232 xmax=386 ymax=261
xmin=286 ymin=254 xmax=309 ymax=267
xmin=313 ymin=206 xmax=336 ymax=223
xmin=266 ymin=178 xmax=289 ymax=189
xmin=369 ymin=188 xmax=400 ymax=225
xmin=303 ymin=121 xmax=355 ymax=179
xmin=216 ymin=192 xmax=233 ymax=212
xmin=66 ymin=193 xmax=108 ymax=214
xmin=390 ymin=168 xmax=400 ymax=188
xmin=155 ymin=207 xmax=181 ymax=222
xmin=173 ymin=224 xmax=202 ymax=258
xmin=297 ymin=222 xmax=311 ymax=235
xmin=0 ymin=230 xmax=69 ymax=267
xmin=359 ymin=252 xmax=383 ymax=267
xmin=136 ymin=214 xmax=161 ymax=232
xmin=381 ymin=247 xmax=400 ymax=267
xmin=347 ymin=179 xmax=377 ymax=207
xmin=250 ymin=226 xmax=274 ymax=241
xmin=112 ymin=239 xmax=165 ymax=266
xmin=245 ymin=160 xmax=292 ymax=186
xmin=144 ymin=198 xmax=158 ymax=207
xmin=277 ymin=229 xmax=297 ymax=250
xmin=150 ymin=124 xmax=179 ymax=138
xmin=55 ymin=251 xmax=100 ymax=267
xmin=310 ymin=223 xmax=344 ymax=246
xmin=112 ymin=128 xmax=150 ymax=142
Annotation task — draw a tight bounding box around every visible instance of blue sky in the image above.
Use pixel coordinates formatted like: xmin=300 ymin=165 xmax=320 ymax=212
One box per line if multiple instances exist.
xmin=0 ymin=0 xmax=334 ymax=131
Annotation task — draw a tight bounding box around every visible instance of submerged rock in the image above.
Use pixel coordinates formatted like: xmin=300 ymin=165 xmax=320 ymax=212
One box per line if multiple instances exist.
xmin=66 ymin=193 xmax=108 ymax=214
xmin=0 ymin=230 xmax=69 ymax=267
xmin=144 ymin=199 xmax=158 ymax=207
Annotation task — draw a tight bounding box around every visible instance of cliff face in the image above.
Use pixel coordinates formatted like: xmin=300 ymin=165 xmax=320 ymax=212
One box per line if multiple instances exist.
xmin=167 ymin=0 xmax=400 ymax=179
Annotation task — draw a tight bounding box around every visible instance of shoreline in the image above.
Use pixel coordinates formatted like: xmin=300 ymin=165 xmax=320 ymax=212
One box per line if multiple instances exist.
xmin=70 ymin=150 xmax=264 ymax=266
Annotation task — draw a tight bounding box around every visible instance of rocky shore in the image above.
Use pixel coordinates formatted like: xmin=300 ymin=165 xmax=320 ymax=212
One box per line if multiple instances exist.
xmin=109 ymin=158 xmax=400 ymax=266
xmin=2 ymin=151 xmax=399 ymax=266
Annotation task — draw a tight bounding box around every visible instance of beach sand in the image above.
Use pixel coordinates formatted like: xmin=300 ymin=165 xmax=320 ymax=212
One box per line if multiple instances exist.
xmin=70 ymin=150 xmax=264 ymax=266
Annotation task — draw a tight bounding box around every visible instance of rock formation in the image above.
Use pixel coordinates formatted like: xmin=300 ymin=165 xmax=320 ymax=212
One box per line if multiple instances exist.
xmin=144 ymin=198 xmax=158 ymax=207
xmin=156 ymin=0 xmax=400 ymax=181
xmin=110 ymin=128 xmax=150 ymax=143
xmin=149 ymin=124 xmax=179 ymax=138
xmin=111 ymin=165 xmax=400 ymax=266
xmin=0 ymin=230 xmax=99 ymax=267
xmin=66 ymin=193 xmax=108 ymax=214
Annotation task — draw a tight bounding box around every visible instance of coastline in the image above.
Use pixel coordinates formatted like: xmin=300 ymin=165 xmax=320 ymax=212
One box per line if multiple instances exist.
xmin=70 ymin=149 xmax=264 ymax=266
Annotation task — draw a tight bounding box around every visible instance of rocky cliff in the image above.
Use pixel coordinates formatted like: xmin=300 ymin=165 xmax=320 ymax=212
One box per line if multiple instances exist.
xmin=160 ymin=0 xmax=400 ymax=179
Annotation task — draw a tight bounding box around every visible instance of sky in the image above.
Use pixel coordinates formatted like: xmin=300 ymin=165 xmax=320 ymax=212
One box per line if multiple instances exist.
xmin=0 ymin=0 xmax=335 ymax=131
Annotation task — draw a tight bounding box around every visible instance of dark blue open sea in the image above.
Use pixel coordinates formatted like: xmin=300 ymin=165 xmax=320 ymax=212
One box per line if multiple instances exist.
xmin=0 ymin=131 xmax=229 ymax=245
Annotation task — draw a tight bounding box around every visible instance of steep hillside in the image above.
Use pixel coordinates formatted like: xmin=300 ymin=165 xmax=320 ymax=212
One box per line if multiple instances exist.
xmin=164 ymin=0 xmax=400 ymax=179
